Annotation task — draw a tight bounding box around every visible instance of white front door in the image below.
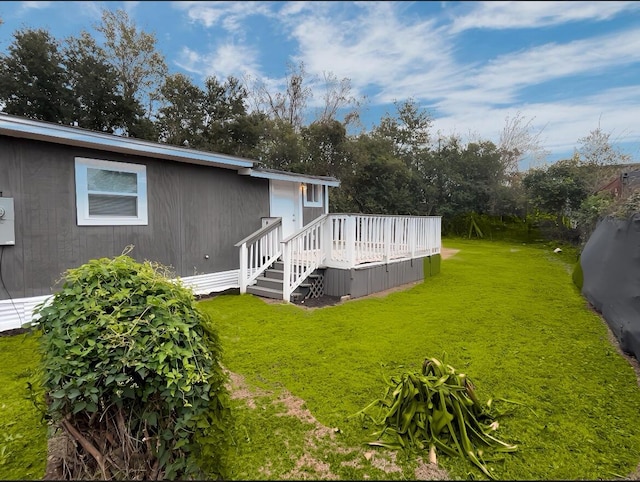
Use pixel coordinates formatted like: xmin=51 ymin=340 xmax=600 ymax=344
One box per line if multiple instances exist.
xmin=270 ymin=180 xmax=301 ymax=239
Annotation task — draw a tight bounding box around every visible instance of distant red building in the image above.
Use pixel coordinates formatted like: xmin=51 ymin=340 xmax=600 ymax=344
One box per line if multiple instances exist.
xmin=596 ymin=166 xmax=640 ymax=198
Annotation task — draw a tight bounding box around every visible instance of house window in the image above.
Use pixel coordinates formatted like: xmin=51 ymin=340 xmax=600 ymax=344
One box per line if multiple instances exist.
xmin=303 ymin=183 xmax=323 ymax=207
xmin=75 ymin=157 xmax=148 ymax=226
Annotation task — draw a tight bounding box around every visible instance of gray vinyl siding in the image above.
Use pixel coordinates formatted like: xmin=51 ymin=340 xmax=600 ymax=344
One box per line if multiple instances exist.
xmin=0 ymin=136 xmax=269 ymax=300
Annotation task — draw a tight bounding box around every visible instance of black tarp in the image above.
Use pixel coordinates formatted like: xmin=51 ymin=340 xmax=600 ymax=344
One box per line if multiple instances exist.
xmin=580 ymin=214 xmax=640 ymax=361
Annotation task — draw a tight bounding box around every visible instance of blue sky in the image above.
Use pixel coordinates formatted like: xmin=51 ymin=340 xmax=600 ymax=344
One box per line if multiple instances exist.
xmin=1 ymin=1 xmax=640 ymax=168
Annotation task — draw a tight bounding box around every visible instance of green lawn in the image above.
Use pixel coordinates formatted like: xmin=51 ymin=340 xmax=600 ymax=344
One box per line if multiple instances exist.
xmin=200 ymin=238 xmax=640 ymax=480
xmin=1 ymin=238 xmax=639 ymax=480
xmin=0 ymin=332 xmax=47 ymax=479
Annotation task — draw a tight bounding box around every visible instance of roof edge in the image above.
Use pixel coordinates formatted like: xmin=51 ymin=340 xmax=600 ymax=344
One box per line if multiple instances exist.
xmin=0 ymin=113 xmax=255 ymax=170
xmin=239 ymin=167 xmax=340 ymax=187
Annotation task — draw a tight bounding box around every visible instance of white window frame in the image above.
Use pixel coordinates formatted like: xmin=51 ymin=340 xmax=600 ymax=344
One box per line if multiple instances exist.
xmin=75 ymin=157 xmax=148 ymax=226
xmin=302 ymin=183 xmax=323 ymax=208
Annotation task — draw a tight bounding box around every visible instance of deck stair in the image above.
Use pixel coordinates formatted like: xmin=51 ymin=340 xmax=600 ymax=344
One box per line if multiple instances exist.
xmin=246 ymin=259 xmax=325 ymax=302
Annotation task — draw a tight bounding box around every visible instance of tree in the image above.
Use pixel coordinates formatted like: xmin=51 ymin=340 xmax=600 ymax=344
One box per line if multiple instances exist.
xmin=349 ymin=154 xmax=416 ymax=214
xmin=158 ymin=73 xmax=265 ymax=157
xmin=338 ymin=132 xmax=417 ymax=215
xmin=576 ymin=125 xmax=630 ymax=167
xmin=298 ymin=119 xmax=353 ymax=178
xmin=420 ymin=136 xmax=507 ymax=220
xmin=315 ymin=71 xmax=364 ymax=128
xmin=0 ymin=28 xmax=74 ymax=122
xmin=199 ymin=75 xmax=256 ymax=155
xmin=443 ymin=141 xmax=501 ymax=216
xmin=252 ymin=118 xmax=304 ymax=171
xmin=498 ymin=111 xmax=548 ymax=175
xmin=157 ymin=73 xmax=205 ymax=146
xmin=522 ymin=156 xmax=590 ymax=223
xmin=63 ymin=31 xmax=129 ymax=132
xmin=248 ymin=61 xmax=312 ymax=131
xmin=95 ymin=8 xmax=167 ymax=138
xmin=372 ymin=99 xmax=432 ymax=167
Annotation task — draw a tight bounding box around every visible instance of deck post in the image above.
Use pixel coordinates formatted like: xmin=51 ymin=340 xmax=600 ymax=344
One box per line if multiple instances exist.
xmin=383 ymin=217 xmax=392 ymax=263
xmin=239 ymin=243 xmax=248 ymax=294
xmin=345 ymin=215 xmax=356 ymax=267
xmin=409 ymin=217 xmax=417 ymax=259
xmin=282 ymin=242 xmax=292 ymax=301
xmin=322 ymin=216 xmax=332 ymax=264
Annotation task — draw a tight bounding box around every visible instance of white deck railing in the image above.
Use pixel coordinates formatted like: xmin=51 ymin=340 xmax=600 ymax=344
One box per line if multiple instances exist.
xmin=325 ymin=214 xmax=441 ymax=268
xmin=235 ymin=218 xmax=283 ymax=294
xmin=238 ymin=214 xmax=441 ymax=301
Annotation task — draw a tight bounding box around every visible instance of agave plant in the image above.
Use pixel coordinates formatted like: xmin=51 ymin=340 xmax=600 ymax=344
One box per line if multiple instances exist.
xmin=354 ymin=356 xmax=517 ymax=479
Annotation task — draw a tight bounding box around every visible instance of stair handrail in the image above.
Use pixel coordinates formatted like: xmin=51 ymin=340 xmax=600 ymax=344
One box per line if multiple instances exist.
xmin=235 ymin=218 xmax=283 ymax=294
xmin=281 ymin=214 xmax=328 ymax=301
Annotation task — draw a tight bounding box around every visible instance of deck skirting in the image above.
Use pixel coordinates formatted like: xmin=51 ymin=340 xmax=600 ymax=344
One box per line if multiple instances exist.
xmin=323 ymin=254 xmax=441 ymax=299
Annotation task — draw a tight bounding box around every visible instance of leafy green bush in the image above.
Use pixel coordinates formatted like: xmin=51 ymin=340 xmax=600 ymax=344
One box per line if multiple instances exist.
xmin=33 ymin=252 xmax=230 ymax=480
xmin=573 ymin=192 xmax=614 ymax=244
xmin=354 ymin=356 xmax=517 ymax=480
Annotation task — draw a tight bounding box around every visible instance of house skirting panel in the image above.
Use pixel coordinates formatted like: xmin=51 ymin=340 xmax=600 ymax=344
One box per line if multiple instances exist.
xmin=178 ymin=269 xmax=240 ymax=296
xmin=0 ymin=295 xmax=51 ymax=333
xmin=0 ymin=269 xmax=240 ymax=333
xmin=323 ymin=254 xmax=441 ymax=299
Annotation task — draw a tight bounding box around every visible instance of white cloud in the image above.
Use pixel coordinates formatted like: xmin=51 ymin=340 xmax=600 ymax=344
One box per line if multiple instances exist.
xmin=283 ymin=2 xmax=459 ymax=105
xmin=76 ymin=1 xmax=104 ymax=21
xmin=449 ymin=1 xmax=640 ymax=33
xmin=122 ymin=1 xmax=140 ymax=15
xmin=174 ymin=46 xmax=204 ymax=75
xmin=169 ymin=0 xmax=640 ymax=162
xmin=206 ymin=42 xmax=261 ymax=79
xmin=171 ymin=1 xmax=273 ymax=34
xmin=19 ymin=1 xmax=52 ymax=10
xmin=473 ymin=28 xmax=640 ymax=94
xmin=282 ymin=3 xmax=640 ymax=161
xmin=278 ymin=1 xmax=319 ymax=17
xmin=425 ymin=27 xmax=640 ymax=116
xmin=432 ymin=86 xmax=640 ymax=165
xmin=175 ymin=43 xmax=262 ymax=81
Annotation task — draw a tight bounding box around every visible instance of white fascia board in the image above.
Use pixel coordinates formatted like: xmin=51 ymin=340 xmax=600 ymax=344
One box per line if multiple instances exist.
xmin=238 ymin=168 xmax=340 ymax=187
xmin=0 ymin=114 xmax=254 ymax=170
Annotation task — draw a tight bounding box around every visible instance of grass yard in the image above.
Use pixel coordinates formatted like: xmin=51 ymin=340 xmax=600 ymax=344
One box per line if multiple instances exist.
xmin=0 ymin=332 xmax=47 ymax=479
xmin=200 ymin=238 xmax=640 ymax=480
xmin=1 ymin=238 xmax=639 ymax=480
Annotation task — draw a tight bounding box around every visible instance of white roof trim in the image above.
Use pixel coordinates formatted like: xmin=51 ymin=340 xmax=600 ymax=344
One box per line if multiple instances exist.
xmin=0 ymin=114 xmax=254 ymax=170
xmin=239 ymin=168 xmax=340 ymax=187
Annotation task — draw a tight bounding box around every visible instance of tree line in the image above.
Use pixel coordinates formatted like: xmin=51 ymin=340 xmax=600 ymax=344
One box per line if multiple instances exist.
xmin=0 ymin=9 xmax=633 ymax=242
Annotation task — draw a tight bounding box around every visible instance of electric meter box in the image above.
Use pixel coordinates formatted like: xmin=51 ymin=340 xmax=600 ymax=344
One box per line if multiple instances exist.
xmin=0 ymin=198 xmax=15 ymax=246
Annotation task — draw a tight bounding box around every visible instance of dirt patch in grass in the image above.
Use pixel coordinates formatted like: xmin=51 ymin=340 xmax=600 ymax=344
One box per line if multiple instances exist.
xmin=225 ymin=371 xmax=450 ymax=480
xmin=439 ymin=247 xmax=460 ymax=260
xmin=227 ymin=370 xmax=271 ymax=409
xmin=414 ymin=461 xmax=451 ymax=480
xmin=226 ymin=371 xmax=341 ymax=479
xmin=293 ymin=294 xmax=342 ymax=309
